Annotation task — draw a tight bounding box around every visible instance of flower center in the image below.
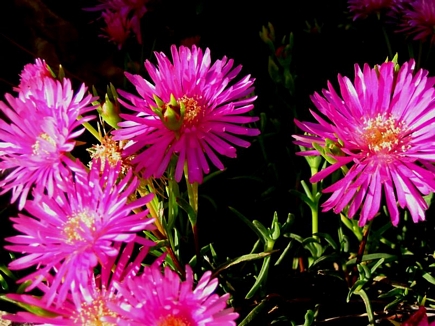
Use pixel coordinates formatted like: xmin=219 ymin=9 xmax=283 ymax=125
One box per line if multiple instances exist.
xmin=158 ymin=315 xmax=192 ymax=326
xmin=32 ymin=133 xmax=56 ymax=156
xmin=361 ymin=113 xmax=408 ymax=153
xmin=63 ymin=210 xmax=97 ymax=245
xmin=88 ymin=136 xmax=132 ymax=173
xmin=73 ymin=296 xmax=117 ymax=326
xmin=179 ymin=95 xmax=203 ymax=128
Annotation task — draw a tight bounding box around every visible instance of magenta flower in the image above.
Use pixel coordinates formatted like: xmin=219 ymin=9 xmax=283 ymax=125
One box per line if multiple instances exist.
xmin=395 ymin=0 xmax=435 ymax=44
xmin=13 ymin=58 xmax=54 ymax=98
xmin=0 ymin=76 xmax=95 ymax=210
xmin=101 ymin=9 xmax=133 ymax=49
xmin=348 ymin=0 xmax=394 ymax=20
xmin=5 ymin=161 xmax=155 ymax=306
xmin=293 ymin=59 xmax=435 ymax=226
xmin=402 ymin=306 xmax=435 ymax=325
xmin=108 ymin=258 xmax=239 ymax=325
xmin=4 ymin=242 xmax=148 ymax=325
xmin=84 ymin=0 xmax=148 ymax=47
xmin=113 ymin=45 xmax=259 ymax=184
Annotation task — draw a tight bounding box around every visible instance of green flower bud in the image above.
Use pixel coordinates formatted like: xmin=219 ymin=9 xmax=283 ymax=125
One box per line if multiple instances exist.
xmin=100 ymin=94 xmax=121 ymax=129
xmin=152 ymin=94 xmax=186 ymax=131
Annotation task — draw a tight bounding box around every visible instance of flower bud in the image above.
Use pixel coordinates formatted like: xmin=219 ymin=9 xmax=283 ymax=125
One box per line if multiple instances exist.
xmin=152 ymin=94 xmax=186 ymax=131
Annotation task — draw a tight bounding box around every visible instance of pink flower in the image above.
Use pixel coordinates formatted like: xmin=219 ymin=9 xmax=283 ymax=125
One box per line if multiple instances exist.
xmin=348 ymin=0 xmax=394 ymax=20
xmin=4 ymin=242 xmax=148 ymax=325
xmin=0 ymin=76 xmax=95 ymax=210
xmin=293 ymin=60 xmax=435 ymax=226
xmin=395 ymin=0 xmax=435 ymax=44
xmin=108 ymin=258 xmax=239 ymax=325
xmin=13 ymin=58 xmax=54 ymax=98
xmin=402 ymin=306 xmax=435 ymax=325
xmin=101 ymin=9 xmax=133 ymax=49
xmin=5 ymin=161 xmax=155 ymax=306
xmin=113 ymin=45 xmax=259 ymax=184
xmin=84 ymin=0 xmax=148 ymax=47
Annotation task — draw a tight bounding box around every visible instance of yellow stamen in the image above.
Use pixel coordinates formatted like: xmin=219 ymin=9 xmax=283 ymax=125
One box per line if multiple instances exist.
xmin=32 ymin=133 xmax=56 ymax=155
xmin=361 ymin=113 xmax=408 ymax=153
xmin=63 ymin=210 xmax=96 ymax=244
xmin=72 ymin=295 xmax=117 ymax=326
xmin=87 ymin=136 xmax=133 ymax=173
xmin=179 ymin=95 xmax=204 ymax=128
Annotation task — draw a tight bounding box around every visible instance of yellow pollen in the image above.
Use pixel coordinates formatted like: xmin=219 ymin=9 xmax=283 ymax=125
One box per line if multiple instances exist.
xmin=32 ymin=133 xmax=56 ymax=155
xmin=87 ymin=136 xmax=132 ymax=173
xmin=63 ymin=210 xmax=96 ymax=244
xmin=180 ymin=95 xmax=203 ymax=127
xmin=158 ymin=315 xmax=192 ymax=326
xmin=72 ymin=296 xmax=117 ymax=326
xmin=362 ymin=113 xmax=407 ymax=153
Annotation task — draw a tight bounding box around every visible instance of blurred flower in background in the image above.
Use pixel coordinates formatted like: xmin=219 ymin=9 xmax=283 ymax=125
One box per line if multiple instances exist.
xmin=84 ymin=0 xmax=150 ymax=48
xmin=348 ymin=0 xmax=394 ymax=20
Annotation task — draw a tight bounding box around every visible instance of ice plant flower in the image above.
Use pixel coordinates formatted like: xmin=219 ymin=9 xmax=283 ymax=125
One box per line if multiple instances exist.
xmin=113 ymin=45 xmax=259 ymax=184
xmin=348 ymin=0 xmax=394 ymax=20
xmin=293 ymin=59 xmax=435 ymax=226
xmin=394 ymin=0 xmax=435 ymax=44
xmin=101 ymin=9 xmax=133 ymax=49
xmin=84 ymin=0 xmax=148 ymax=47
xmin=402 ymin=306 xmax=435 ymax=325
xmin=0 ymin=76 xmax=95 ymax=210
xmin=13 ymin=58 xmax=54 ymax=98
xmin=3 ymin=242 xmax=147 ymax=325
xmin=5 ymin=160 xmax=155 ymax=306
xmin=107 ymin=258 xmax=239 ymax=325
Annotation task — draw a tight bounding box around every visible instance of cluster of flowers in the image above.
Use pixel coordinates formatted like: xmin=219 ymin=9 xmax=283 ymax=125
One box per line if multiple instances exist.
xmin=348 ymin=0 xmax=435 ymax=43
xmin=84 ymin=0 xmax=150 ymax=49
xmin=0 ymin=43 xmax=258 ymax=324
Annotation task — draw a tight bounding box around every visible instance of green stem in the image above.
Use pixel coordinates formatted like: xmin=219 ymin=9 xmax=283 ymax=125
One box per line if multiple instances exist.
xmin=340 ymin=213 xmax=363 ymax=241
xmin=311 ymin=199 xmax=319 ymax=240
xmin=381 ymin=25 xmax=393 ymax=60
xmin=184 ymin=165 xmax=200 ymax=259
xmin=79 ymin=116 xmax=101 ymax=142
xmin=310 ymin=166 xmax=319 ymax=240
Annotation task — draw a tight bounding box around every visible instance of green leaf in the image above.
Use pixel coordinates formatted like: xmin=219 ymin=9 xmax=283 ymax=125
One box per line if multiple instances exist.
xmin=0 ymin=264 xmax=16 ymax=281
xmin=252 ymin=220 xmax=270 ymax=244
xmin=238 ymin=298 xmax=267 ymax=326
xmin=422 ymin=272 xmax=435 ymax=285
xmin=229 ymin=207 xmax=264 ymax=243
xmin=284 ymin=232 xmax=304 ymax=243
xmin=304 ymin=309 xmax=315 ymax=326
xmin=245 ymin=256 xmax=271 ymax=299
xmin=0 ymin=274 xmax=8 ymax=291
xmin=275 ymin=240 xmax=293 ymax=266
xmin=176 ymin=196 xmax=197 ymax=226
xmin=212 ymin=251 xmax=277 ymax=278
xmin=378 ymin=287 xmax=404 ymax=299
xmin=315 ymin=233 xmax=339 ymax=251
xmin=301 ymin=237 xmax=323 ymax=258
xmin=370 ymin=258 xmax=385 ymax=275
xmin=346 ymin=253 xmax=397 ymax=266
xmin=0 ymin=294 xmax=58 ymax=317
xmin=310 ymin=253 xmax=343 ymax=269
xmin=347 ymin=279 xmax=367 ymax=302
